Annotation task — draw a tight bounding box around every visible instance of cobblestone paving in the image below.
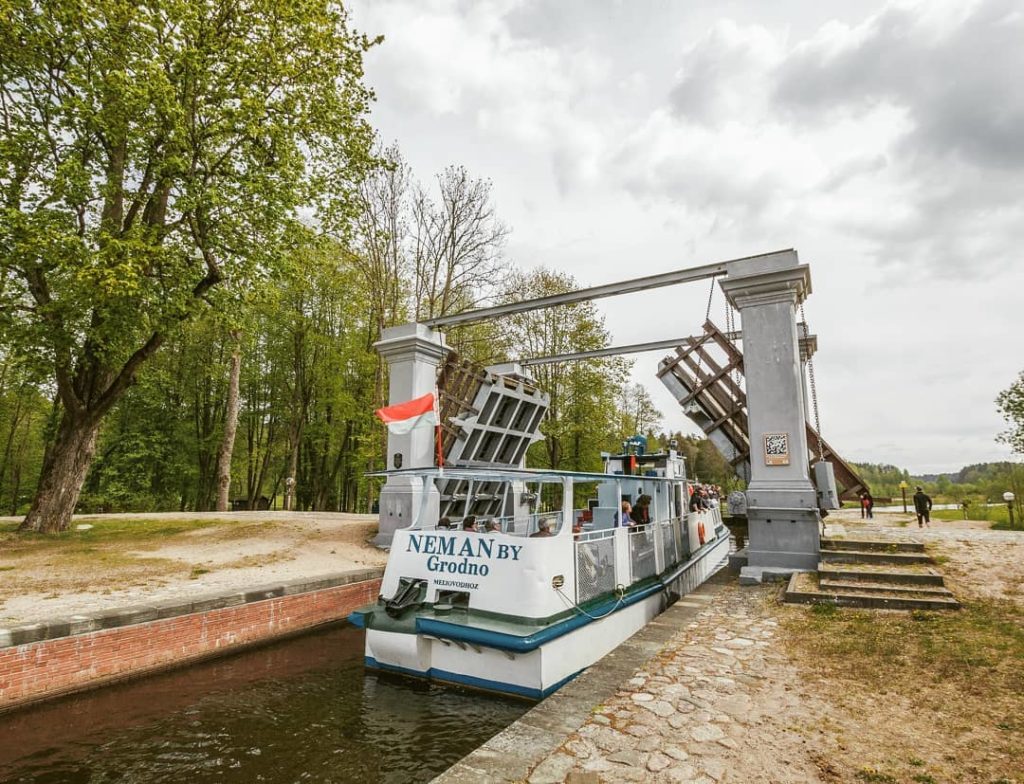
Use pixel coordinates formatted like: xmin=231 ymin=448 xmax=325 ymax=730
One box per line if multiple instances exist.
xmin=525 ymin=584 xmax=828 ymax=784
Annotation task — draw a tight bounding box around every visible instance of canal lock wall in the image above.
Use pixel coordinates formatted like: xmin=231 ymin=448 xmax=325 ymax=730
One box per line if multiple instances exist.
xmin=0 ymin=568 xmax=383 ymax=713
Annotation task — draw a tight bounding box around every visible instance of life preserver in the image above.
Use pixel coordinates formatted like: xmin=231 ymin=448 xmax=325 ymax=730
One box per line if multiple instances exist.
xmin=697 ymin=520 xmax=706 ymax=545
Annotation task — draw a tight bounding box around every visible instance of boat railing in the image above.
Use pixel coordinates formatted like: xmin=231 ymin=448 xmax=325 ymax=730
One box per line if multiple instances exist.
xmin=572 ymin=510 xmax=717 ymax=604
xmin=574 ymin=528 xmax=616 ymax=604
xmin=658 ymin=518 xmax=680 ymax=565
xmin=627 ymin=526 xmax=658 ymax=583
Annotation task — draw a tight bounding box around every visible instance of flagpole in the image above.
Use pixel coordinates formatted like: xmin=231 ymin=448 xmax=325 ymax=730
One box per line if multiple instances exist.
xmin=434 ymin=386 xmax=444 ymax=476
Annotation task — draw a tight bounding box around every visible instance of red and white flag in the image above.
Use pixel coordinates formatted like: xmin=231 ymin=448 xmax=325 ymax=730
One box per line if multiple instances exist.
xmin=375 ymin=392 xmax=438 ymax=435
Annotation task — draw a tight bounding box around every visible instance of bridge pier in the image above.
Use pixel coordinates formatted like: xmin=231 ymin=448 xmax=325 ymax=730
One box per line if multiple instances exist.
xmin=720 ymin=251 xmax=820 ymax=581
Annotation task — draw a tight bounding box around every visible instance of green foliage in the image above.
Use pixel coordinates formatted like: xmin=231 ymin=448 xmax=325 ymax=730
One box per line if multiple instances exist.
xmin=0 ymin=352 xmax=51 ymax=514
xmin=850 ymin=463 xmax=911 ymax=497
xmin=502 ymin=268 xmax=628 ymax=473
xmin=0 ymin=0 xmax=378 ymax=528
xmin=996 ymin=371 xmax=1024 ymax=456
xmin=654 ymin=431 xmax=740 ymax=490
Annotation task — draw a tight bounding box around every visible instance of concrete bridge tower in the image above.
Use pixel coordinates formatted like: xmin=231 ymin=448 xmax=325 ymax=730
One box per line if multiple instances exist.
xmin=719 ymin=250 xmax=820 ymax=581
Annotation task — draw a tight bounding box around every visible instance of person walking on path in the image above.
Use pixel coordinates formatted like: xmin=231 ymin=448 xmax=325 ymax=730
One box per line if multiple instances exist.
xmin=860 ymin=491 xmax=875 ymax=519
xmin=913 ymin=486 xmax=932 ymax=528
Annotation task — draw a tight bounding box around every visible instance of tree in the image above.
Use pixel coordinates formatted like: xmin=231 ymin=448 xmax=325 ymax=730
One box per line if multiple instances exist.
xmin=499 ymin=268 xmax=625 ymax=472
xmin=996 ymin=372 xmax=1024 ymax=456
xmin=617 ymin=383 xmax=662 ymax=442
xmin=214 ymin=330 xmax=242 ymax=511
xmin=0 ymin=0 xmax=377 ymax=531
xmin=412 ymin=166 xmax=509 ymax=322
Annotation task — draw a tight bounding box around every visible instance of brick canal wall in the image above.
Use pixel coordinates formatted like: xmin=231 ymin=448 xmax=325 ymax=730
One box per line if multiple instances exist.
xmin=0 ymin=569 xmax=382 ymax=713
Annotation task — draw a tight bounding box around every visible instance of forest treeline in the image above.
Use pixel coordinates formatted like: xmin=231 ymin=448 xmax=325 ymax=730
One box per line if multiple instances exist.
xmin=0 ymin=141 xmax=735 ymax=519
xmin=1 ymin=1 xmax=753 ymax=531
xmin=852 ymin=460 xmax=1024 ymax=507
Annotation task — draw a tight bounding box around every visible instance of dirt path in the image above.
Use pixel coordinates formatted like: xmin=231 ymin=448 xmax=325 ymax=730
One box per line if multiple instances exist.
xmin=0 ymin=512 xmax=386 ymax=627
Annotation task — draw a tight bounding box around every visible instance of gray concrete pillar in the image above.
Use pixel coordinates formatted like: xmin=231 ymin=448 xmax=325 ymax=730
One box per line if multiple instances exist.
xmin=720 ymin=251 xmax=820 ymax=580
xmin=373 ymin=323 xmax=450 ymax=547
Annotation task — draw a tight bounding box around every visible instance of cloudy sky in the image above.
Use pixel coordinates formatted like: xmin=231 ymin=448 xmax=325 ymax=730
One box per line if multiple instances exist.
xmin=348 ymin=0 xmax=1022 ymax=474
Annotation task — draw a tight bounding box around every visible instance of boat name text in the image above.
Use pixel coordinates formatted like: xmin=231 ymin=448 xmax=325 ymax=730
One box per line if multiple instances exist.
xmin=406 ymin=534 xmax=522 ymax=562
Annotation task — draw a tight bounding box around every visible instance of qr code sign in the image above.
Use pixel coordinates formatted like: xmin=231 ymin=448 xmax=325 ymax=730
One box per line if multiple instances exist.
xmin=763 ymin=433 xmax=790 ymax=465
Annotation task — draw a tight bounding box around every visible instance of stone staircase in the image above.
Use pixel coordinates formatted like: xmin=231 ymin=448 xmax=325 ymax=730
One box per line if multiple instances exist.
xmin=784 ymin=538 xmax=960 ymax=610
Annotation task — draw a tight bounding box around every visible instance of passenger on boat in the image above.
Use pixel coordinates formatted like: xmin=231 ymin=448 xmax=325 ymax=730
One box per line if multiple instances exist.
xmin=484 ymin=519 xmax=501 ymax=533
xmin=438 ymin=517 xmax=453 ymax=529
xmin=633 ymin=494 xmax=652 ymax=525
xmin=461 ymin=515 xmax=478 ymax=532
xmin=689 ymin=491 xmax=702 ymax=513
xmin=619 ymin=500 xmax=634 ymax=527
xmin=530 ymin=519 xmax=553 ymax=537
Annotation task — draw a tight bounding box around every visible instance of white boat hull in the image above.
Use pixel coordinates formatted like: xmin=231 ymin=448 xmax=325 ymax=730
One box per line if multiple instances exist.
xmin=363 ymin=532 xmax=730 ymax=699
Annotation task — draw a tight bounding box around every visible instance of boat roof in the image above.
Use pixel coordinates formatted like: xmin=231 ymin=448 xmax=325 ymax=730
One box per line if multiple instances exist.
xmin=366 ymin=466 xmax=684 ymax=484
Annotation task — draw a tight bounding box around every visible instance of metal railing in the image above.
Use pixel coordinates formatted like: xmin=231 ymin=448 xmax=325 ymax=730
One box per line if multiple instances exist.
xmin=628 ymin=527 xmax=657 ymax=582
xmin=575 ymin=530 xmax=616 ymax=604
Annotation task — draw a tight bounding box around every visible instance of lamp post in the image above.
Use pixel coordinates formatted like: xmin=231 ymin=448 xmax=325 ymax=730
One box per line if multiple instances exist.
xmin=1004 ymin=491 xmax=1016 ymax=528
xmin=899 ymin=480 xmax=909 ymax=514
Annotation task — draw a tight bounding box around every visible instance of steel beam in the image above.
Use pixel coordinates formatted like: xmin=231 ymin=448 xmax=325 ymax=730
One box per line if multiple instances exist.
xmin=520 ymin=336 xmax=729 ymax=366
xmin=422 ymin=257 xmax=751 ymax=328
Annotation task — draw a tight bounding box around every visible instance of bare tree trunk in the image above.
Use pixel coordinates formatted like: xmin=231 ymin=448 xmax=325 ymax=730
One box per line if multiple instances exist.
xmin=19 ymin=410 xmax=101 ymax=533
xmin=215 ymin=333 xmax=242 ymax=512
xmin=0 ymin=393 xmax=24 ymax=510
xmin=9 ymin=464 xmax=21 ymax=517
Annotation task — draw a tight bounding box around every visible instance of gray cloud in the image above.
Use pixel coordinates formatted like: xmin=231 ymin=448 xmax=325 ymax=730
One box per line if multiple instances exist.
xmin=775 ymin=0 xmax=1024 ymax=172
xmin=638 ymin=0 xmax=1024 ymax=274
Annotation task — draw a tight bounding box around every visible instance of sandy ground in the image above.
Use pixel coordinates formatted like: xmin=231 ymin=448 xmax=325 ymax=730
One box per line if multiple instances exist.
xmin=0 ymin=512 xmax=386 ymax=627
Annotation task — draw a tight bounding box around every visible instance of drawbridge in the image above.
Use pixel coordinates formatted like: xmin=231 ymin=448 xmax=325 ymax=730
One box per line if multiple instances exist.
xmin=656 ymin=320 xmax=867 ymax=501
xmin=429 ymin=316 xmax=867 ymax=505
xmin=375 ymin=249 xmax=859 ymax=580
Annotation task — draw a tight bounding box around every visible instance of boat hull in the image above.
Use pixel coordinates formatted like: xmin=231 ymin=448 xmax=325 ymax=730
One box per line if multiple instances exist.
xmin=361 ymin=531 xmax=730 ymax=699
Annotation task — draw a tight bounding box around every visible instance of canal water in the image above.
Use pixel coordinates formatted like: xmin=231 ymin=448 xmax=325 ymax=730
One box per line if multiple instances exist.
xmin=0 ymin=624 xmax=529 ymax=783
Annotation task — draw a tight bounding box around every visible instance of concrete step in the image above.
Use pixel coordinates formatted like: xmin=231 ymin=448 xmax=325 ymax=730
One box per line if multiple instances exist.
xmin=819 ymin=549 xmax=933 ymax=566
xmin=817 ymin=564 xmax=946 ymax=586
xmin=818 ymin=580 xmax=954 ymax=598
xmin=820 ymin=538 xmax=925 ymax=554
xmin=786 ymin=574 xmax=960 ymax=611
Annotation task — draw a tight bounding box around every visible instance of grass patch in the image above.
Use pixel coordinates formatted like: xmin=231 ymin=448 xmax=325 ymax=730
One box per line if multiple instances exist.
xmin=189 ymin=566 xmax=211 ymax=579
xmin=931 ymin=505 xmax=1021 ymax=530
xmin=785 ymin=599 xmax=1024 ymax=779
xmin=0 ymin=517 xmax=229 ymax=556
xmin=855 ymin=769 xmax=897 ymax=783
xmin=794 ymin=597 xmax=1024 ymax=676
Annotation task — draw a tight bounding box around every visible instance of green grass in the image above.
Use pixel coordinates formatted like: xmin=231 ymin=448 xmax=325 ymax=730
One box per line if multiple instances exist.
xmin=788 ymin=600 xmax=1024 ymax=781
xmin=789 ymin=598 xmax=1024 ymax=704
xmin=931 ymin=505 xmax=1021 ymax=530
xmin=0 ymin=517 xmax=231 ymax=550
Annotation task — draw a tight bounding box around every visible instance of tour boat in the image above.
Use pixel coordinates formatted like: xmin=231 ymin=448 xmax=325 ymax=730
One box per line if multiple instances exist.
xmin=348 ymin=449 xmax=730 ymax=699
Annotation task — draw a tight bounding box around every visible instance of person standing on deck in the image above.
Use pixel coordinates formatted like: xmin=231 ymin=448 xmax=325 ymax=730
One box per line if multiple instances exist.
xmin=913 ymin=487 xmax=932 ymax=528
xmin=619 ymin=500 xmax=634 ymax=527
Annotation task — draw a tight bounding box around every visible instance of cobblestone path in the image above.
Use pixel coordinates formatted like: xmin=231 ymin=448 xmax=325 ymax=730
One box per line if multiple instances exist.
xmin=526 ymin=584 xmax=829 ymax=784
